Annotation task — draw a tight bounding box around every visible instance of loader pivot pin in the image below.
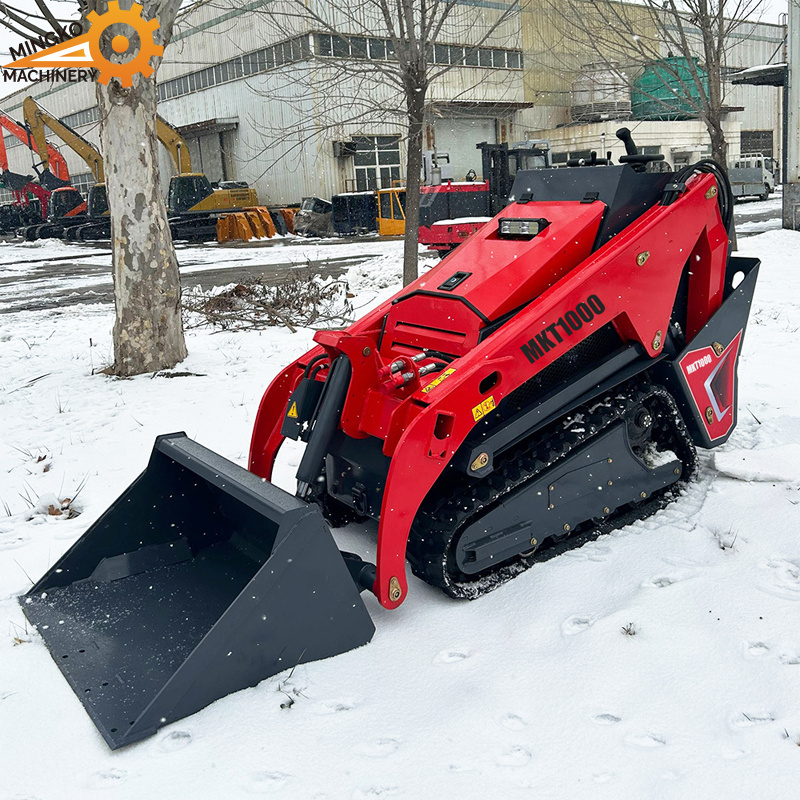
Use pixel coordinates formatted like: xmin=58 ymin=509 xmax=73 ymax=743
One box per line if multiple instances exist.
xmin=389 ymin=577 xmax=402 ymax=602
xmin=470 ymin=453 xmax=489 ymax=472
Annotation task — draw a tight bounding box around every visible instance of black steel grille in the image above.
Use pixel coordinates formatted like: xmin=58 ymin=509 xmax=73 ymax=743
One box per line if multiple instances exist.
xmin=496 ymin=323 xmax=623 ymax=421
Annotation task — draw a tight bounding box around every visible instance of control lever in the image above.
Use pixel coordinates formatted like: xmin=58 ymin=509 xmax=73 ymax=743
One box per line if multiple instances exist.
xmin=615 ymin=127 xmax=665 ymax=172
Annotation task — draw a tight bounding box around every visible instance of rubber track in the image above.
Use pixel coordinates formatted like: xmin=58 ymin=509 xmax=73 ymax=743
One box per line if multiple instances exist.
xmin=406 ymin=380 xmax=697 ymax=599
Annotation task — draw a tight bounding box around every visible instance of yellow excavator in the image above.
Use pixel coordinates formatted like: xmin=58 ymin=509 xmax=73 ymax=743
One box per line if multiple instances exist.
xmin=22 ymin=96 xmax=105 ymax=240
xmin=23 ymin=96 xmax=277 ymax=242
xmin=159 ymin=132 xmax=292 ymax=243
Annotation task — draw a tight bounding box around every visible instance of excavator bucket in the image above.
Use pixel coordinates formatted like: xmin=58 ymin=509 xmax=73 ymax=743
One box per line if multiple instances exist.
xmin=277 ymin=206 xmax=296 ymax=234
xmin=216 ymin=207 xmax=277 ymax=243
xmin=20 ymin=433 xmax=375 ymax=750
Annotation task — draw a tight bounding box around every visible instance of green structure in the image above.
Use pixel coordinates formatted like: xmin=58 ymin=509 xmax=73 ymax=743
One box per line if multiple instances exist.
xmin=632 ymin=57 xmax=709 ymax=120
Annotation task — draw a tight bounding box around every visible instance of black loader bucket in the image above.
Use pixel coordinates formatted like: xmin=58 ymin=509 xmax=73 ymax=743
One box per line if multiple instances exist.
xmin=20 ymin=433 xmax=375 ymax=749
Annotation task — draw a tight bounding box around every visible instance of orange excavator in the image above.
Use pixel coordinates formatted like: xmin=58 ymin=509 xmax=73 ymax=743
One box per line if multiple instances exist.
xmin=0 ymin=109 xmax=72 ymax=231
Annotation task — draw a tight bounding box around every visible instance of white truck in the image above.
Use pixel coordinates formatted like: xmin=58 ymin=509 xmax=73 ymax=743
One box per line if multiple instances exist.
xmin=728 ymin=154 xmax=776 ymax=201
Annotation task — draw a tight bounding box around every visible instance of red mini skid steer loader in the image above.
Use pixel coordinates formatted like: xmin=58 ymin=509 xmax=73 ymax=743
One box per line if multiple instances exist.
xmin=22 ymin=130 xmax=759 ymax=749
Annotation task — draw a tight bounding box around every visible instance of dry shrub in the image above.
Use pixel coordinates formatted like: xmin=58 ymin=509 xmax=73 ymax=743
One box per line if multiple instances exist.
xmin=183 ymin=269 xmax=354 ymax=333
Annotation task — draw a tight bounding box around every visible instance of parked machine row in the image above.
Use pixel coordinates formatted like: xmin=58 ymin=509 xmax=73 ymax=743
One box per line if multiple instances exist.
xmin=0 ymin=99 xmax=294 ymax=244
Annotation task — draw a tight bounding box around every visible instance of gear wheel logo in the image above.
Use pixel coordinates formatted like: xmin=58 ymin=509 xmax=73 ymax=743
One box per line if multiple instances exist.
xmin=85 ymin=1 xmax=163 ymax=87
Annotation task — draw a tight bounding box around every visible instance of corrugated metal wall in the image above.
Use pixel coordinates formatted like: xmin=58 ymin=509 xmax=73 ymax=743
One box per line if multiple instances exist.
xmin=0 ymin=0 xmax=783 ymax=202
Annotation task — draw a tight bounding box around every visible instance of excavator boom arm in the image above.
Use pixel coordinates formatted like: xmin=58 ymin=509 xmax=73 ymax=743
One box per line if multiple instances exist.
xmin=23 ymin=97 xmax=103 ymax=182
xmin=156 ymin=115 xmax=192 ymax=174
xmin=0 ymin=108 xmax=69 ymax=182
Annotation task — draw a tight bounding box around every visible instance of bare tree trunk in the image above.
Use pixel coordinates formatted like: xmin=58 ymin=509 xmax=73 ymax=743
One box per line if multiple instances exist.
xmin=91 ymin=0 xmax=186 ymax=376
xmin=706 ymin=119 xmax=728 ymax=166
xmin=403 ymin=88 xmax=425 ymax=286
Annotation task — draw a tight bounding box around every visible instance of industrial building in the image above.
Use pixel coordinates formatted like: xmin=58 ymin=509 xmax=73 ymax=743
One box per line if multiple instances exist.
xmin=0 ymin=0 xmax=786 ymax=205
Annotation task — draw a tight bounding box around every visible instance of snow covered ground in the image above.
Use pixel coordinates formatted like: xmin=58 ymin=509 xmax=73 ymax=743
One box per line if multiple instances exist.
xmin=1 ymin=227 xmax=800 ymax=799
xmin=733 ymin=191 xmax=784 ymax=237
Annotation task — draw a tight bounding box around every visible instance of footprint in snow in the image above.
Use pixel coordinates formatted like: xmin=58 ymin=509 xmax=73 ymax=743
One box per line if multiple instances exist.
xmin=495 ymin=746 xmax=531 ymax=767
xmin=721 ymin=747 xmax=748 ymax=760
xmin=561 ymin=615 xmax=595 ymax=635
xmin=756 ymin=559 xmax=800 ymax=601
xmin=592 ymin=713 xmax=621 ymax=726
xmin=312 ymin=699 xmax=355 ymax=715
xmin=352 ymin=787 xmax=399 ymax=799
xmin=731 ymin=711 xmax=774 ymax=728
xmin=779 ymin=652 xmax=800 ymax=665
xmin=625 ymin=732 xmax=666 ymax=748
xmin=0 ymin=532 xmax=29 ymax=551
xmin=158 ymin=729 xmax=192 ymax=752
xmin=745 ymin=641 xmax=770 ymax=657
xmin=357 ymin=738 xmax=399 ymax=758
xmin=641 ymin=569 xmax=698 ymax=589
xmin=661 ymin=768 xmax=686 ymax=780
xmin=86 ymin=769 xmax=127 ymax=789
xmin=244 ymin=771 xmax=292 ymax=794
xmin=500 ymin=713 xmax=528 ymax=730
xmin=563 ymin=544 xmax=610 ymax=562
xmin=662 ymin=555 xmax=704 ymax=568
xmin=434 ymin=649 xmax=469 ymax=664
xmin=641 ymin=575 xmax=679 ymax=589
xmin=592 ymin=773 xmax=614 ymax=783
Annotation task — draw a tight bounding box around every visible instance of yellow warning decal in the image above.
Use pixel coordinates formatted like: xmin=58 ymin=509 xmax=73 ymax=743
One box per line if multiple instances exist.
xmin=421 ymin=368 xmax=456 ymax=394
xmin=472 ymin=396 xmax=496 ymax=422
xmin=287 ymin=402 xmax=298 ymax=419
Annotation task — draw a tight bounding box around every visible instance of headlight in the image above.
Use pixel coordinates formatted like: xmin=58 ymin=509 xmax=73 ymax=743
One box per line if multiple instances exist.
xmin=497 ymin=217 xmax=549 ymax=238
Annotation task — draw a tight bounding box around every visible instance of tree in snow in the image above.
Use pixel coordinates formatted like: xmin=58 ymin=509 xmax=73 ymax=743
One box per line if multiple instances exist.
xmin=255 ymin=0 xmax=522 ymax=285
xmin=5 ymin=1 xmax=189 ymax=375
xmin=87 ymin=0 xmax=187 ymax=376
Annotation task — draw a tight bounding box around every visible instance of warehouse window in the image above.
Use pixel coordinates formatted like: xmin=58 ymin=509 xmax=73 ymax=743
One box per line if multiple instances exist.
xmin=353 ymin=135 xmax=402 ymax=191
xmin=741 ymin=130 xmax=773 ymax=158
xmin=350 ymin=37 xmax=368 ymax=59
xmin=369 ymin=38 xmax=386 ymax=59
xmin=154 ymin=33 xmax=312 ymax=103
xmin=317 ymin=33 xmax=332 ymax=56
xmin=313 ymin=32 xmax=522 ymax=70
xmin=70 ymin=172 xmax=96 ymax=197
xmin=62 ymin=106 xmax=99 ymax=128
xmin=333 ymin=35 xmax=349 ymax=58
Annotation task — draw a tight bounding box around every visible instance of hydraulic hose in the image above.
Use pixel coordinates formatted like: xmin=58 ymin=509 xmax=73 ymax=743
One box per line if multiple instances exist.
xmin=662 ymin=159 xmax=734 ymax=238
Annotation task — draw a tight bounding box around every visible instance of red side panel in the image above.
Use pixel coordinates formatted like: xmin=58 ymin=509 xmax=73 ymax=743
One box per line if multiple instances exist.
xmin=678 ymin=331 xmax=742 ymax=442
